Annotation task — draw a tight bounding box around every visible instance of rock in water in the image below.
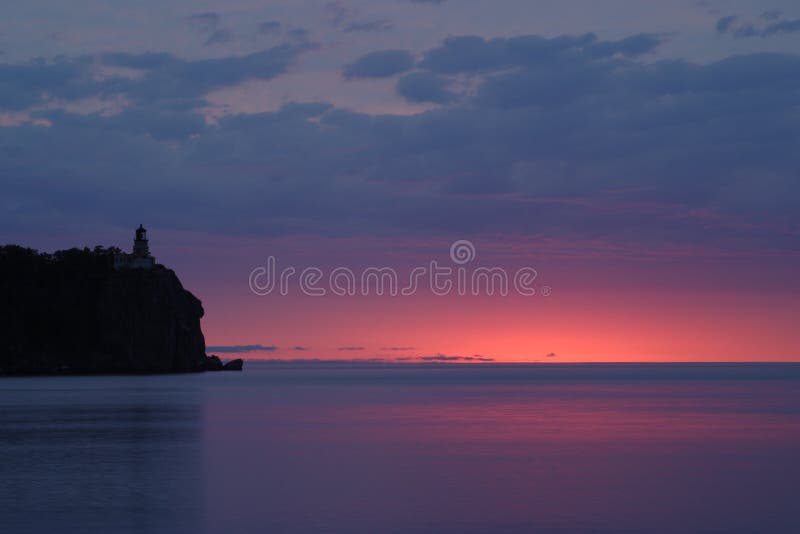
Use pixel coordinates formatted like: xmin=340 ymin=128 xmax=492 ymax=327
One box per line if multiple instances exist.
xmin=0 ymin=245 xmax=208 ymax=375
xmin=204 ymin=354 xmax=224 ymax=371
xmin=222 ymin=358 xmax=244 ymax=371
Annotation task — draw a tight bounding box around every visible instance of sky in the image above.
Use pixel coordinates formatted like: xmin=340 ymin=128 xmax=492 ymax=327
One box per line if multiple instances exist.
xmin=2 ymin=0 xmax=799 ymax=362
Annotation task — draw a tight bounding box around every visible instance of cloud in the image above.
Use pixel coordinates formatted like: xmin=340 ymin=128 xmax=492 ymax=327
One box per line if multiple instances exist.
xmin=420 ymin=35 xmax=506 ymax=73
xmin=294 ymin=346 xmax=309 ymax=351
xmin=396 ymin=71 xmax=457 ymax=103
xmin=0 ymin=56 xmax=93 ymax=110
xmin=186 ymin=12 xmax=221 ymax=34
xmin=380 ymin=347 xmax=416 ymax=351
xmin=259 ymin=21 xmax=281 ymax=35
xmin=419 ymin=33 xmax=662 ymax=74
xmin=416 ymin=354 xmax=495 ymax=362
xmin=344 ymin=20 xmax=395 ymax=33
xmin=103 ymin=44 xmax=311 ymax=102
xmin=337 ymin=346 xmax=366 ymax=351
xmin=546 ymin=352 xmax=558 ymax=358
xmin=0 ymin=43 xmax=312 ymax=113
xmin=204 ymin=29 xmax=234 ymax=46
xmin=343 ymin=49 xmax=415 ymax=79
xmin=716 ymin=12 xmax=800 ymax=38
xmin=586 ymin=33 xmax=663 ymax=58
xmin=1 ymin=31 xmax=799 ymax=258
xmin=287 ymin=28 xmax=311 ymax=42
xmin=733 ymin=24 xmax=759 ymax=38
xmin=323 ymin=1 xmax=394 ymax=34
xmin=762 ymin=19 xmax=800 ymax=36
xmin=186 ymin=12 xmax=234 ymax=46
xmin=207 ymin=344 xmax=278 ymax=353
xmin=716 ymin=15 xmax=738 ymax=33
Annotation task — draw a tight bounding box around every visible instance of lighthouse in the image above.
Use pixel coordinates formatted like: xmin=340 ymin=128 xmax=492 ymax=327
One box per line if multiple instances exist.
xmin=114 ymin=225 xmax=157 ymax=270
xmin=133 ymin=224 xmax=150 ymax=258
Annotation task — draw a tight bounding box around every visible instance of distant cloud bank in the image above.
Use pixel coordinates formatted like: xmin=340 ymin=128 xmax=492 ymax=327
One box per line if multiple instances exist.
xmin=207 ymin=344 xmax=278 ymax=353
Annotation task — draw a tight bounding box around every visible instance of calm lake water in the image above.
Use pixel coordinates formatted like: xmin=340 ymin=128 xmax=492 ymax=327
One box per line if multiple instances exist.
xmin=2 ymin=362 xmax=800 ymax=533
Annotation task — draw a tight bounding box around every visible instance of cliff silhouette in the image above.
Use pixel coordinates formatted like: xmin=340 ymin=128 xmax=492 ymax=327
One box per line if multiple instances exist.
xmin=0 ymin=245 xmax=210 ymax=375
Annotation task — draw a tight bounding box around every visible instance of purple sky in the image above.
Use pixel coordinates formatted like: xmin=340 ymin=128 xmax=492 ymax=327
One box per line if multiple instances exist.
xmin=2 ymin=0 xmax=799 ymax=360
xmin=2 ymin=0 xmax=799 ymax=242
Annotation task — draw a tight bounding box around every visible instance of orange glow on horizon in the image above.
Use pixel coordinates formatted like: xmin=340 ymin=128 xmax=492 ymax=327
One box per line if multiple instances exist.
xmin=200 ymin=289 xmax=800 ymax=363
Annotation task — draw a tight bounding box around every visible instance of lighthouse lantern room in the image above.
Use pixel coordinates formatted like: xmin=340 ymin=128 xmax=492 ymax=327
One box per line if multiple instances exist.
xmin=114 ymin=224 xmax=156 ymax=270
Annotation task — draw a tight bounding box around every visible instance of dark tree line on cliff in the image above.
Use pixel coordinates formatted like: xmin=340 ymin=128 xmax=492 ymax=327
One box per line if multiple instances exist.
xmin=1 ymin=245 xmax=122 ymax=273
xmin=0 ymin=245 xmax=211 ymax=374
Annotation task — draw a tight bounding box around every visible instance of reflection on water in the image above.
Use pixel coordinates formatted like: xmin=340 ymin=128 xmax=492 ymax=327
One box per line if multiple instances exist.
xmin=2 ymin=363 xmax=800 ymax=533
xmin=0 ymin=377 xmax=203 ymax=534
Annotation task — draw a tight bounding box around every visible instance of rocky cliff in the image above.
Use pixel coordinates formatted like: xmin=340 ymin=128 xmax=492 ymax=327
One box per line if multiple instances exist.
xmin=0 ymin=245 xmax=208 ymax=375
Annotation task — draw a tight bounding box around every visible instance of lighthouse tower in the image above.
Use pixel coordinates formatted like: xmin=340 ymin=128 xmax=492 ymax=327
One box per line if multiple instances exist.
xmin=114 ymin=224 xmax=156 ymax=270
xmin=133 ymin=224 xmax=150 ymax=258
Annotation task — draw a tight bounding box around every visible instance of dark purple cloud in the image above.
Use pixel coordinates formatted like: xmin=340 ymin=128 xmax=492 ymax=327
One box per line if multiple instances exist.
xmin=0 ymin=43 xmax=311 ymax=112
xmin=207 ymin=344 xmax=278 ymax=353
xmin=288 ymin=28 xmax=311 ymax=42
xmin=716 ymin=15 xmax=738 ymax=33
xmin=763 ymin=18 xmax=800 ymax=36
xmin=1 ymin=30 xmax=799 ymax=258
xmin=204 ymin=29 xmax=234 ymax=46
xmin=259 ymin=20 xmax=281 ymax=35
xmin=586 ymin=33 xmax=663 ymax=58
xmin=419 ymin=33 xmax=661 ymax=74
xmin=0 ymin=56 xmax=92 ymax=110
xmin=716 ymin=12 xmax=800 ymax=38
xmin=416 ymin=354 xmax=495 ymax=362
xmin=396 ymin=71 xmax=456 ymax=103
xmin=186 ymin=12 xmax=221 ymax=34
xmin=343 ymin=49 xmax=415 ymax=78
xmin=343 ymin=20 xmax=395 ymax=33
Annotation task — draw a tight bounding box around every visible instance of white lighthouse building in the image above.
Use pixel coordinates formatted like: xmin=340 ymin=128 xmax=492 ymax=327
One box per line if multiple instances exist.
xmin=114 ymin=224 xmax=157 ymax=270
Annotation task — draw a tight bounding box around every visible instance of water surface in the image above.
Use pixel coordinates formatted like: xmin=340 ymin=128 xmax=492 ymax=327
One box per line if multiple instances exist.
xmin=2 ymin=363 xmax=799 ymax=533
